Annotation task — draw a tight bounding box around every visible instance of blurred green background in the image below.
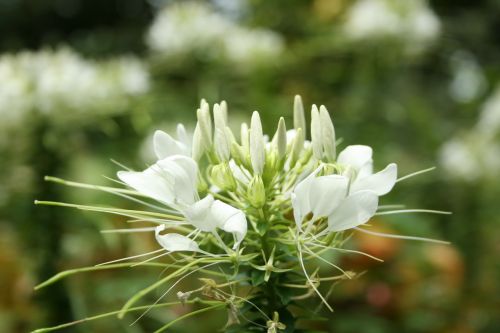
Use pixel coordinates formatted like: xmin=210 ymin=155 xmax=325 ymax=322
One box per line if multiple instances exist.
xmin=0 ymin=0 xmax=499 ymax=332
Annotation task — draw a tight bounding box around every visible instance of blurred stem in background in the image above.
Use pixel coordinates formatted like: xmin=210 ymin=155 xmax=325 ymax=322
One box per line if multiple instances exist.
xmin=21 ymin=118 xmax=73 ymax=327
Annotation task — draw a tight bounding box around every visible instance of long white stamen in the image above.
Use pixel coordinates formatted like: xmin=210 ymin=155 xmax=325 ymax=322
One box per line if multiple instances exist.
xmin=95 ymin=248 xmax=164 ymax=267
xmin=308 ymin=241 xmax=383 ymax=262
xmin=397 ymin=167 xmax=435 ymax=182
xmin=131 ymin=252 xmax=170 ymax=267
xmin=375 ymin=209 xmax=451 ymax=216
xmin=355 ymin=227 xmax=450 ymax=244
xmin=303 ymin=245 xmax=351 ymax=278
xmin=297 ymin=243 xmax=333 ymax=312
xmin=131 ymin=262 xmax=221 ymax=325
xmin=100 ymin=227 xmax=157 ymax=234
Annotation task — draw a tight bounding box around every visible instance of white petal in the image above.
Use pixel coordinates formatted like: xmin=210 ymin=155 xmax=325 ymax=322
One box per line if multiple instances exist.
xmin=176 ymin=124 xmax=190 ymax=148
xmin=157 ymin=155 xmax=199 ymax=205
xmin=211 ymin=200 xmax=247 ymax=248
xmin=351 ymin=163 xmax=397 ymax=196
xmin=337 ymin=145 xmax=373 ymax=171
xmin=327 ymin=190 xmax=378 ymax=232
xmin=309 ymin=175 xmax=349 ymax=218
xmin=291 ymin=193 xmax=303 ymax=229
xmin=183 ymin=195 xmax=216 ymax=232
xmin=154 ymin=130 xmax=189 ymax=159
xmin=292 ymin=166 xmax=322 ymax=224
xmin=155 ymin=225 xmax=201 ymax=252
xmin=117 ymin=166 xmax=175 ymax=206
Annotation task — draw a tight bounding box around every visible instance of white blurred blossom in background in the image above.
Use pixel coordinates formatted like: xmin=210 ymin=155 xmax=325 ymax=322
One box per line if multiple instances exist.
xmin=343 ymin=0 xmax=441 ymax=53
xmin=439 ymin=87 xmax=500 ymax=182
xmin=0 ymin=48 xmax=149 ymax=129
xmin=146 ymin=2 xmax=284 ymax=67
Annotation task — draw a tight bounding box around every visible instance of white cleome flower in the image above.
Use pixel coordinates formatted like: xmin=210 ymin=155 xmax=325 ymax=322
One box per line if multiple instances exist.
xmin=118 ymin=153 xmax=247 ymax=251
xmin=337 ymin=145 xmax=398 ymax=196
xmin=292 ymin=165 xmax=379 ymax=233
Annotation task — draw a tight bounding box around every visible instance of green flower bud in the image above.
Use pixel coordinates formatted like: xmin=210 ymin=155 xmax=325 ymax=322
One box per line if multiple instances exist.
xmin=294 ymin=95 xmax=306 ymax=138
xmin=209 ymin=163 xmax=237 ymax=192
xmin=240 ymin=122 xmax=249 ymax=153
xmin=197 ymin=103 xmax=213 ymax=146
xmin=192 ymin=123 xmax=205 ymax=161
xmin=310 ymin=104 xmax=322 ymax=160
xmin=320 ymin=105 xmax=336 ymax=162
xmin=274 ymin=117 xmax=287 ymax=160
xmin=290 ymin=127 xmax=304 ymax=166
xmin=247 ymin=175 xmax=266 ymax=208
xmin=250 ymin=111 xmax=265 ymax=175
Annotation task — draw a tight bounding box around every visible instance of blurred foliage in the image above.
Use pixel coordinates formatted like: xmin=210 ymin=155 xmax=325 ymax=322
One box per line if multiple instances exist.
xmin=0 ymin=0 xmax=499 ymax=332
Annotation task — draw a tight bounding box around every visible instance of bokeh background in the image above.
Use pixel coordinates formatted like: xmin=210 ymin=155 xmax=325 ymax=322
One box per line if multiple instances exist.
xmin=0 ymin=0 xmax=499 ymax=332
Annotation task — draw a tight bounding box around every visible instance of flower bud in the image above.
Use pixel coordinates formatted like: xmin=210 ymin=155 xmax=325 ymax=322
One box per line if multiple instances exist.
xmin=209 ymin=163 xmax=237 ymax=192
xmin=250 ymin=111 xmax=265 ymax=175
xmin=247 ymin=175 xmax=266 ymax=208
xmin=274 ymin=117 xmax=287 ymax=159
xmin=240 ymin=122 xmax=250 ymax=159
xmin=192 ymin=123 xmax=205 ymax=161
xmin=310 ymin=104 xmax=322 ymax=160
xmin=294 ymin=95 xmax=306 ymax=138
xmin=214 ymin=128 xmax=231 ymax=161
xmin=197 ymin=103 xmax=213 ymax=146
xmin=220 ymin=100 xmax=228 ymax=124
xmin=320 ymin=105 xmax=336 ymax=162
xmin=290 ymin=127 xmax=304 ymax=166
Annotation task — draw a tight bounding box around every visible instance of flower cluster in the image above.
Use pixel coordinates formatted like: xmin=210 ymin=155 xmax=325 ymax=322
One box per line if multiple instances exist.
xmin=36 ymin=96 xmax=447 ymax=332
xmin=146 ymin=2 xmax=284 ymax=67
xmin=0 ymin=48 xmax=149 ymax=130
xmin=343 ymin=0 xmax=441 ymax=54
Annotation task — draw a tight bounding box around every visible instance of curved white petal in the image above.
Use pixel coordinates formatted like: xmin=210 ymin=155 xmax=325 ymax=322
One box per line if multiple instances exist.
xmin=176 ymin=124 xmax=191 ymax=148
xmin=117 ymin=166 xmax=175 ymax=206
xmin=155 ymin=225 xmax=201 ymax=252
xmin=211 ymin=200 xmax=247 ymax=249
xmin=308 ymin=175 xmax=349 ymax=218
xmin=183 ymin=195 xmax=216 ymax=232
xmin=292 ymin=165 xmax=323 ymax=224
xmin=157 ymin=155 xmax=199 ymax=205
xmin=351 ymin=163 xmax=397 ymax=196
xmin=337 ymin=145 xmax=373 ymax=171
xmin=327 ymin=190 xmax=378 ymax=232
xmin=154 ymin=130 xmax=189 ymax=159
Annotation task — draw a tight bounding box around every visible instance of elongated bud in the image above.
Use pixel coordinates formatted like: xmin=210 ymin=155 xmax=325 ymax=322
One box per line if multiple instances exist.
xmin=192 ymin=123 xmax=205 ymax=161
xmin=240 ymin=122 xmax=249 ymax=153
xmin=311 ymin=104 xmax=322 ymax=160
xmin=250 ymin=111 xmax=265 ymax=174
xmin=294 ymin=95 xmax=306 ymax=138
xmin=213 ymin=103 xmax=226 ymax=132
xmin=290 ymin=127 xmax=304 ymax=166
xmin=213 ymin=104 xmax=230 ymax=161
xmin=220 ymin=100 xmax=228 ymax=124
xmin=197 ymin=103 xmax=212 ymax=146
xmin=209 ymin=163 xmax=237 ymax=192
xmin=275 ymin=117 xmax=287 ymax=159
xmin=319 ymin=105 xmax=336 ymax=161
xmin=214 ymin=128 xmax=230 ymax=161
xmin=247 ymin=175 xmax=266 ymax=208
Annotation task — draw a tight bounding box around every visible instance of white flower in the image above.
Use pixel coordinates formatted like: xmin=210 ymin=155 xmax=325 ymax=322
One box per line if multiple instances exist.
xmin=337 ymin=145 xmax=398 ymax=196
xmin=185 ymin=195 xmax=247 ymax=248
xmin=153 ymin=128 xmax=191 ymax=159
xmin=292 ymin=166 xmax=379 ymax=233
xmin=146 ymin=2 xmax=283 ymax=67
xmin=155 ymin=225 xmax=202 ymax=253
xmin=343 ymin=0 xmax=440 ymax=53
xmin=117 ymin=155 xmax=199 ymax=208
xmin=118 ymin=153 xmax=247 ymax=251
